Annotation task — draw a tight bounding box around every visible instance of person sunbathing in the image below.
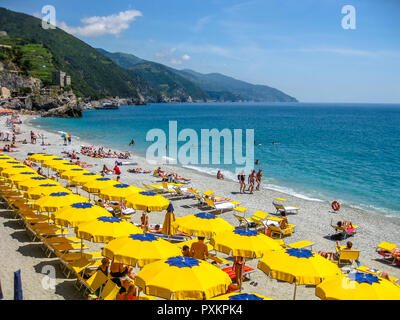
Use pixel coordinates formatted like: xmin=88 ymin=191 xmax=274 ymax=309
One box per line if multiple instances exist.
xmin=150 ymin=224 xmax=163 ymax=234
xmin=209 ymin=195 xmax=231 ymax=203
xmin=334 ymin=240 xmax=360 ymax=266
xmin=279 ymin=212 xmax=290 ymax=230
xmin=318 ymin=251 xmax=335 ymax=261
xmin=173 ymin=173 xmax=191 ymax=181
xmin=337 ymin=220 xmax=355 ymax=233
xmin=217 ymin=170 xmax=224 ymax=180
xmin=128 ymin=168 xmax=151 ymax=174
xmin=182 ymin=245 xmax=191 ymax=257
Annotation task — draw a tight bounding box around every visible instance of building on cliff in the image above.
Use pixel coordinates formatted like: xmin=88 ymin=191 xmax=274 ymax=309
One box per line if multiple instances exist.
xmin=52 ymin=71 xmax=71 ymax=87
xmin=0 ymin=87 xmax=11 ymax=99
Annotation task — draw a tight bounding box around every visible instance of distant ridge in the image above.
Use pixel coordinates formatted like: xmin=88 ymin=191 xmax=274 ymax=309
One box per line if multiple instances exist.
xmin=98 ymin=49 xmax=298 ymax=103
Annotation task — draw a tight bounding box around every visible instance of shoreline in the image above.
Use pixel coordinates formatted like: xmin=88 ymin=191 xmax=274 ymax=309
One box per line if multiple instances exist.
xmin=28 ymin=114 xmax=400 ymax=221
xmin=1 ymin=113 xmax=399 ymax=300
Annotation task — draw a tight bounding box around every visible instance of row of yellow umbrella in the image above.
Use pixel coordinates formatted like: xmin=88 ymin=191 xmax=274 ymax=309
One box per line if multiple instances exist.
xmin=6 ymin=153 xmax=400 ymax=300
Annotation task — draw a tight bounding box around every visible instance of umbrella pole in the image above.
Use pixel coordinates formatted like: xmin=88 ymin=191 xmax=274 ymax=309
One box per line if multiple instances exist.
xmin=293 ymin=281 xmax=297 ymax=300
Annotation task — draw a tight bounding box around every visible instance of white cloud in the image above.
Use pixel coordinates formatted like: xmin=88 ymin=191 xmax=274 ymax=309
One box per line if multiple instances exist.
xmin=59 ymin=10 xmax=142 ymax=37
xmin=182 ymin=54 xmax=190 ymax=61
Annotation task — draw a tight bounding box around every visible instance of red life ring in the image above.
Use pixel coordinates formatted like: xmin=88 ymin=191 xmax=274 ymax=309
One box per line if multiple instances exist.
xmin=331 ymin=200 xmax=340 ymax=211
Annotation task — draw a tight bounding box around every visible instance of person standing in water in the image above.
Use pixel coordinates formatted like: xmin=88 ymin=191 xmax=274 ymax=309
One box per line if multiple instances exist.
xmin=129 ymin=139 xmax=135 ymax=146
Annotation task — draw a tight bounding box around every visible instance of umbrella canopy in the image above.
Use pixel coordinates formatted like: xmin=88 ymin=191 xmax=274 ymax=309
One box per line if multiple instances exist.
xmin=125 ymin=191 xmax=170 ymax=212
xmin=17 ymin=177 xmax=59 ymax=191
xmin=0 ymin=159 xmax=17 ymax=166
xmin=7 ymin=172 xmax=41 ymax=185
xmin=162 ymin=203 xmax=175 ymax=236
xmin=258 ymin=248 xmax=341 ymax=286
xmin=1 ymin=166 xmax=36 ymax=178
xmin=315 ymin=272 xmax=400 ymax=300
xmin=173 ymin=212 xmax=235 ymax=238
xmin=210 ymin=229 xmax=283 ymax=258
xmin=0 ymin=154 xmax=12 ymax=160
xmin=53 ymin=163 xmax=83 ymax=173
xmin=61 ymin=133 xmax=71 ymax=138
xmin=135 ymin=256 xmax=232 ymax=300
xmin=98 ymin=184 xmax=144 ymax=202
xmin=71 ymin=173 xmax=103 ymax=186
xmin=52 ymin=202 xmax=113 ymax=228
xmin=26 ymin=153 xmax=55 ymax=163
xmin=41 ymin=158 xmax=65 ymax=168
xmin=60 ymin=169 xmax=91 ymax=180
xmin=32 ymin=192 xmax=89 ymax=212
xmin=25 ymin=184 xmax=71 ymax=200
xmin=102 ymin=233 xmax=183 ymax=268
xmin=76 ymin=216 xmax=143 ymax=243
xmin=211 ymin=292 xmax=273 ymax=300
xmin=82 ymin=177 xmax=120 ymax=193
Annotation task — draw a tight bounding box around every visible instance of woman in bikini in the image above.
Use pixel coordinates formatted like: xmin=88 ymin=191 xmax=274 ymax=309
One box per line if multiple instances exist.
xmin=141 ymin=211 xmax=149 ymax=232
xmin=238 ymin=170 xmax=246 ymax=194
xmin=233 ymin=256 xmax=245 ymax=290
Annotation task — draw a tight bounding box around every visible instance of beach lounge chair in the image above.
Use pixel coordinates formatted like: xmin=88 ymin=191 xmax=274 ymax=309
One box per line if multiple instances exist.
xmin=335 ymin=249 xmax=360 ymax=267
xmin=63 ymin=257 xmax=102 ymax=279
xmin=151 ymin=233 xmax=187 ymax=242
xmin=77 ymin=270 xmax=109 ymax=296
xmin=272 ymin=198 xmax=299 ymax=215
xmin=207 ymin=256 xmax=231 ymax=268
xmin=221 ymin=265 xmax=256 ymax=281
xmin=142 ymin=183 xmax=164 ymax=194
xmin=99 ymin=280 xmax=120 ymax=300
xmin=330 ymin=219 xmax=358 ymax=240
xmin=173 ymin=187 xmax=195 ymax=199
xmin=139 ymin=294 xmax=156 ymax=300
xmin=233 ymin=214 xmax=255 ymax=229
xmin=204 ymin=197 xmax=239 ymax=214
xmin=376 ymin=242 xmax=398 ymax=264
xmin=286 ymin=240 xmax=315 ymax=251
xmin=267 ymin=224 xmax=293 ymax=239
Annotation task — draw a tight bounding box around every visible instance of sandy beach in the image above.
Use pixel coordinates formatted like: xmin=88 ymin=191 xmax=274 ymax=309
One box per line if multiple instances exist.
xmin=1 ymin=113 xmax=399 ymax=300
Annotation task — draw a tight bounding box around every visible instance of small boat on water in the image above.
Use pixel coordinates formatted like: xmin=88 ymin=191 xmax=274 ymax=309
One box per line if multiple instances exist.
xmin=95 ymin=102 xmax=119 ymax=110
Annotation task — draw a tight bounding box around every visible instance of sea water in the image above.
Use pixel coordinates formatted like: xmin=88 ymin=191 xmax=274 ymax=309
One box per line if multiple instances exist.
xmin=30 ymin=102 xmax=400 ymax=217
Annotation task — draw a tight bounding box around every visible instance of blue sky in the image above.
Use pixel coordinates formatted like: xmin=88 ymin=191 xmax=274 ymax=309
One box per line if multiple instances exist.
xmin=2 ymin=0 xmax=400 ymax=102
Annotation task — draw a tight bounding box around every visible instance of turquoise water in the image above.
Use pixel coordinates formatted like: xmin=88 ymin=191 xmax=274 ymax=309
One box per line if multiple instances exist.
xmin=31 ymin=102 xmax=400 ymax=217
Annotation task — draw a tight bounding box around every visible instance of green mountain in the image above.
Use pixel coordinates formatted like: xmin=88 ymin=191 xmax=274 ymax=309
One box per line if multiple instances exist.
xmin=98 ymin=49 xmax=297 ymax=102
xmin=175 ymin=69 xmax=298 ymax=102
xmin=0 ymin=7 xmax=155 ymax=100
xmin=97 ymin=49 xmax=209 ymax=101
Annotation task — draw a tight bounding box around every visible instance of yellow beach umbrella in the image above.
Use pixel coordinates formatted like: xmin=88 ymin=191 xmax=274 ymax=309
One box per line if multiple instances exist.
xmin=103 ymin=233 xmax=183 ymax=268
xmin=258 ymin=248 xmax=341 ymax=299
xmin=71 ymin=173 xmax=103 ymax=186
xmin=32 ymin=192 xmax=89 ymax=212
xmin=173 ymin=212 xmax=235 ymax=238
xmin=52 ymin=202 xmax=113 ymax=228
xmin=98 ymin=183 xmax=144 ymax=202
xmin=7 ymin=172 xmax=41 ymax=184
xmin=25 ymin=184 xmax=71 ymax=200
xmin=27 ymin=153 xmax=56 ymax=163
xmin=210 ymin=229 xmax=283 ymax=258
xmin=41 ymin=158 xmax=65 ymax=168
xmin=315 ymin=272 xmax=400 ymax=300
xmin=162 ymin=203 xmax=175 ymax=236
xmin=125 ymin=191 xmax=170 ymax=212
xmin=60 ymin=168 xmax=91 ymax=180
xmin=1 ymin=166 xmax=36 ymax=178
xmin=0 ymin=161 xmax=24 ymax=171
xmin=0 ymin=155 xmax=12 ymax=160
xmin=211 ymin=292 xmax=273 ymax=300
xmin=53 ymin=163 xmax=83 ymax=173
xmin=17 ymin=176 xmax=60 ymax=191
xmin=76 ymin=216 xmax=143 ymax=243
xmin=135 ymin=256 xmax=232 ymax=300
xmin=82 ymin=177 xmax=120 ymax=194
